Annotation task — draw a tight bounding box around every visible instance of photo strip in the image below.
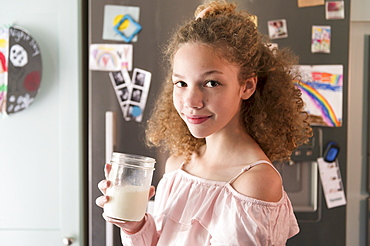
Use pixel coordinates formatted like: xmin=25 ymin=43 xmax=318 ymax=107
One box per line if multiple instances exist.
xmin=109 ymin=69 xmax=132 ymax=105
xmin=109 ymin=68 xmax=152 ymax=122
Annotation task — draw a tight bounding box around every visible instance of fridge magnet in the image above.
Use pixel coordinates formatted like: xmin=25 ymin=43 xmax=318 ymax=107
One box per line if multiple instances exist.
xmin=89 ymin=44 xmax=133 ymax=71
xmin=124 ymin=68 xmax=151 ymax=122
xmin=0 ymin=25 xmax=42 ymax=117
xmin=311 ymin=25 xmax=331 ymax=53
xmin=325 ymin=1 xmax=345 ymax=20
xmin=294 ymin=65 xmax=343 ymax=127
xmin=109 ymin=68 xmax=152 ymax=122
xmin=297 ymin=0 xmax=324 ymax=8
xmin=103 ymin=5 xmax=140 ymax=42
xmin=113 ymin=14 xmax=142 ymax=43
xmin=267 ymin=19 xmax=288 ymax=39
xmin=317 ymin=157 xmax=346 ymax=208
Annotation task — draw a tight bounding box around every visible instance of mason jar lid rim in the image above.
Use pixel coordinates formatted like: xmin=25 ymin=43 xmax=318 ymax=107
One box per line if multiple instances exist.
xmin=111 ymin=152 xmax=156 ymax=167
xmin=110 ymin=162 xmax=155 ymax=170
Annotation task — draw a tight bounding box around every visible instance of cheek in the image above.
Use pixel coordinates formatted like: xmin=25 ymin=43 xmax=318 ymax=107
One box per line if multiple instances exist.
xmin=172 ymin=91 xmax=182 ymax=112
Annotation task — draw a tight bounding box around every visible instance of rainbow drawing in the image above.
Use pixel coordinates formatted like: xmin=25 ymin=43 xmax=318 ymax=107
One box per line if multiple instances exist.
xmin=89 ymin=44 xmax=133 ymax=71
xmin=295 ymin=80 xmax=341 ymax=127
xmin=96 ymin=51 xmax=118 ymax=69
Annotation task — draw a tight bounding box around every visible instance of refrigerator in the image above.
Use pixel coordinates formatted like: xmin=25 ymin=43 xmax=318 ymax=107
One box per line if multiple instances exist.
xmin=88 ymin=0 xmax=350 ymax=245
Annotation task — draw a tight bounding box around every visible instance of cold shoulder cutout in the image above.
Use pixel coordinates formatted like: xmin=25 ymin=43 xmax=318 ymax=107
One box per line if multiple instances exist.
xmin=229 ymin=160 xmax=284 ymax=202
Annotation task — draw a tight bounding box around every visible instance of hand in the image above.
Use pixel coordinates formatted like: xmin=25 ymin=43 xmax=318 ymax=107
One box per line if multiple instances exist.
xmin=95 ymin=163 xmax=156 ymax=234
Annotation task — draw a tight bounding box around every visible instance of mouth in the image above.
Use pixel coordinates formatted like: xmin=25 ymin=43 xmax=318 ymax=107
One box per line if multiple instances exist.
xmin=185 ymin=114 xmax=212 ymax=124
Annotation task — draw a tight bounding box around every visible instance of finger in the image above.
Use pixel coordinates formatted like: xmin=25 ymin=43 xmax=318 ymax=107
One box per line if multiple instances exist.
xmin=148 ymin=186 xmax=155 ymax=200
xmin=104 ymin=163 xmax=112 ymax=179
xmin=98 ymin=180 xmax=111 ymax=194
xmin=95 ymin=195 xmax=109 ymax=208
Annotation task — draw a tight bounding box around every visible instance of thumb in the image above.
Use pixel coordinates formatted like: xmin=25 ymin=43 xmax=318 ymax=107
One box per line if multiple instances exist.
xmin=104 ymin=163 xmax=112 ymax=179
xmin=148 ymin=186 xmax=155 ymax=200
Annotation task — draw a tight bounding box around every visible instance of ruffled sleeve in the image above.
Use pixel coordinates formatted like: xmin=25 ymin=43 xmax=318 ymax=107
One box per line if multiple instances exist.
xmin=120 ymin=214 xmax=159 ymax=246
xmin=205 ymin=188 xmax=299 ymax=245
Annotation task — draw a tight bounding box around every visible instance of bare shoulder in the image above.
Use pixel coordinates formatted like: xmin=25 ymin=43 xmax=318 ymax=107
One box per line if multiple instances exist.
xmin=164 ymin=154 xmax=186 ymax=173
xmin=231 ymin=163 xmax=283 ymax=202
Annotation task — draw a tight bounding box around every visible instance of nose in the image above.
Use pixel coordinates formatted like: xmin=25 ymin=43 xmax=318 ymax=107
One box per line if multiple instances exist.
xmin=184 ymin=86 xmax=204 ymax=109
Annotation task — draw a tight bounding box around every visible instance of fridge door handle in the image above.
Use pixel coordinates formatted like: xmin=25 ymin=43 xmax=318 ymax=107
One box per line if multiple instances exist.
xmin=105 ymin=111 xmax=116 ymax=246
xmin=105 ymin=111 xmax=116 ymax=163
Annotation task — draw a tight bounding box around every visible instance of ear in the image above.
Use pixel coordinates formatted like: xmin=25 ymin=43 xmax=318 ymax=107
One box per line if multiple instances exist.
xmin=240 ymin=76 xmax=257 ymax=100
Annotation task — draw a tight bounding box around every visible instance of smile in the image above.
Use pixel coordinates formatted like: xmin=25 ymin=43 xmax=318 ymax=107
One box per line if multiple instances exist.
xmin=185 ymin=115 xmax=212 ymax=124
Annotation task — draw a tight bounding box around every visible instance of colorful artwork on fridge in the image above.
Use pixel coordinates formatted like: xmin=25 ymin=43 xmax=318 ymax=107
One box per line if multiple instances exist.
xmin=311 ymin=25 xmax=331 ymax=53
xmin=295 ymin=65 xmax=343 ymax=127
xmin=89 ymin=44 xmax=133 ymax=71
xmin=103 ymin=5 xmax=141 ymax=43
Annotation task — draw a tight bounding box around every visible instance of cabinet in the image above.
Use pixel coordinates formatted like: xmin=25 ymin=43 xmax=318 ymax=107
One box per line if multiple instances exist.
xmin=0 ymin=0 xmax=85 ymax=245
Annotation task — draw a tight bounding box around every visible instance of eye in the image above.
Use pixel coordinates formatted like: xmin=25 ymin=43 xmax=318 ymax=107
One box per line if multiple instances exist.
xmin=173 ymin=81 xmax=187 ymax=88
xmin=204 ymin=80 xmax=220 ymax=88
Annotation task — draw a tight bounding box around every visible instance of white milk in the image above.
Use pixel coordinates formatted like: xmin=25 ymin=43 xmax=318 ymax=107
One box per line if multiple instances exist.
xmin=104 ymin=185 xmax=149 ymax=221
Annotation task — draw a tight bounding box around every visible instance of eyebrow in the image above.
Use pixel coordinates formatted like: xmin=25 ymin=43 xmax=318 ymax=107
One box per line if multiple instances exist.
xmin=172 ymin=70 xmax=223 ymax=79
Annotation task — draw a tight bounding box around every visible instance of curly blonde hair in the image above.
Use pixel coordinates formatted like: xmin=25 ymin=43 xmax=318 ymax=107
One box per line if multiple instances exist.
xmin=145 ymin=0 xmax=312 ymax=162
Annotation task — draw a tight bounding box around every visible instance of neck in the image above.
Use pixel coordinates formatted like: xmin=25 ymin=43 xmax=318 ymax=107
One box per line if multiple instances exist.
xmin=198 ymin=124 xmax=266 ymax=167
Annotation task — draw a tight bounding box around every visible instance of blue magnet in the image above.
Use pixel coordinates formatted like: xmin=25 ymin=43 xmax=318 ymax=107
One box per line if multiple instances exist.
xmin=113 ymin=14 xmax=142 ymax=43
xmin=323 ymin=141 xmax=340 ymax=163
xmin=131 ymin=105 xmax=142 ymax=117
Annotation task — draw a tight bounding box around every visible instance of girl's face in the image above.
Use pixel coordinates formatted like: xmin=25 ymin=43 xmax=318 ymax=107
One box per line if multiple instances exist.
xmin=172 ymin=43 xmax=256 ymax=139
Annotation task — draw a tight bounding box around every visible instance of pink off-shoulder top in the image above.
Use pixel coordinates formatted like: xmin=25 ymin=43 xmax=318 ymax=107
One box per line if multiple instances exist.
xmin=121 ymin=160 xmax=299 ymax=246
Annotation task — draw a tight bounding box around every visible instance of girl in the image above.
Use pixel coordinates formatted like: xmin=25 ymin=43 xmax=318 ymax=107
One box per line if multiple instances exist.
xmin=96 ymin=1 xmax=312 ymax=245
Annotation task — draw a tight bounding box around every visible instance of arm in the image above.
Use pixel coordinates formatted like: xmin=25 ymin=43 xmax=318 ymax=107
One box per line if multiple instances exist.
xmin=120 ymin=213 xmax=159 ymax=246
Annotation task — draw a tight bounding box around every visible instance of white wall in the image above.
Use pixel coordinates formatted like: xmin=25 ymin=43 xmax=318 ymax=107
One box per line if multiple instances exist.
xmin=347 ymin=0 xmax=370 ymax=245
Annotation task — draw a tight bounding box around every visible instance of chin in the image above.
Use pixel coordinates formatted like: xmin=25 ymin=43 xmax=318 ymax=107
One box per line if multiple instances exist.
xmin=188 ymin=129 xmax=211 ymax=139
